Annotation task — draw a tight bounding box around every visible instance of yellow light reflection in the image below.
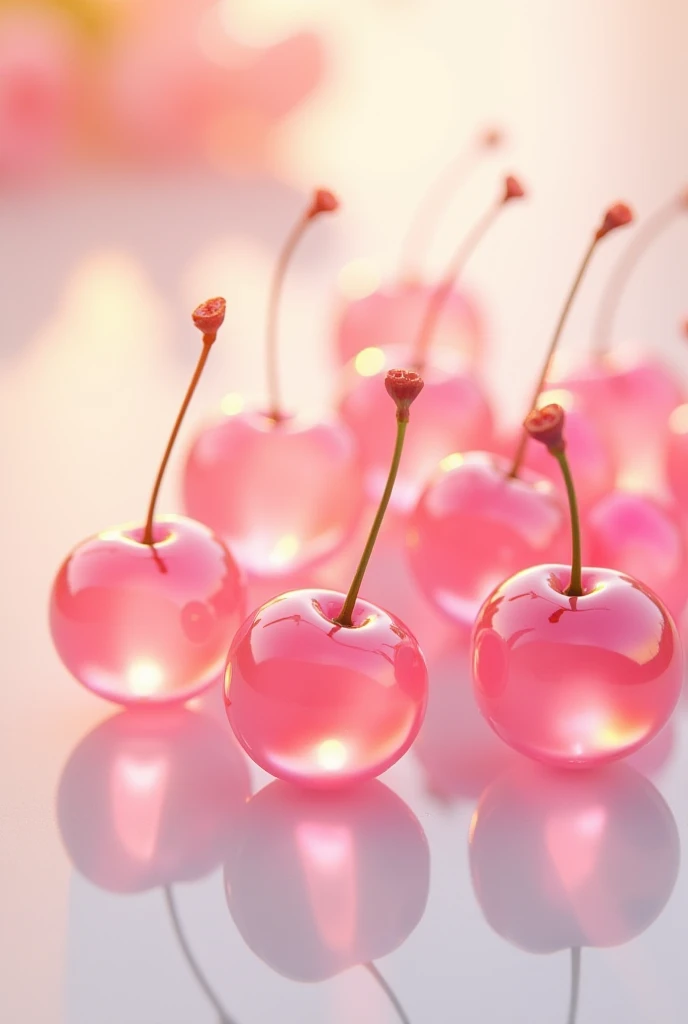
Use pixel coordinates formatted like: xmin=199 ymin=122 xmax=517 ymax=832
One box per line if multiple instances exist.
xmin=128 ymin=659 xmax=164 ymax=697
xmin=221 ymin=392 xmax=244 ymax=416
xmin=596 ymin=719 xmax=648 ymax=751
xmin=354 ymin=347 xmax=385 ymax=377
xmin=338 ymin=258 xmax=381 ymax=301
xmin=440 ymin=452 xmax=464 ymax=472
xmin=539 ymin=388 xmax=574 ymax=411
xmin=270 ymin=534 xmax=299 ymax=566
xmin=669 ymin=403 xmax=688 ymax=435
xmin=316 ymin=738 xmax=348 ymax=772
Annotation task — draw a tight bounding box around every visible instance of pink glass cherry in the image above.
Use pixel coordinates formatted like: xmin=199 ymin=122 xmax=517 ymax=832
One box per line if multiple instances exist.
xmin=338 ymin=174 xmax=526 ymax=512
xmin=469 ymin=761 xmax=679 ymax=989
xmin=225 ymin=370 xmax=429 ymax=787
xmin=406 ymin=203 xmax=632 ymax=628
xmin=586 ymin=489 xmax=688 ymax=624
xmin=551 ymin=188 xmax=688 ymax=494
xmin=57 ymin=707 xmax=250 ymax=893
xmin=471 ymin=404 xmax=683 ymax=768
xmin=184 ymin=189 xmax=364 ymax=579
xmin=334 ymin=126 xmax=504 ymax=368
xmin=225 ymin=779 xmax=429 ymax=981
xmin=50 ymin=298 xmax=245 ymax=705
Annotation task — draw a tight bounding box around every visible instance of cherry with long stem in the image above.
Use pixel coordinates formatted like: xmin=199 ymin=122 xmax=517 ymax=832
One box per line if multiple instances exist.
xmin=508 ymin=203 xmax=634 ymax=479
xmin=398 ymin=126 xmax=504 ymax=279
xmin=592 ymin=189 xmax=688 ymax=357
xmin=524 ymin=404 xmax=583 ymax=597
xmin=411 ymin=174 xmax=525 ymax=372
xmin=265 ymin=188 xmax=339 ymax=420
xmin=335 ymin=370 xmax=424 ymax=626
xmin=142 ymin=297 xmax=226 ymax=546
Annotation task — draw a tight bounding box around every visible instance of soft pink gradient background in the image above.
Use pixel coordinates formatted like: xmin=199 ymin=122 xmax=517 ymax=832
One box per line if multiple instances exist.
xmin=3 ymin=1 xmax=688 ymax=1021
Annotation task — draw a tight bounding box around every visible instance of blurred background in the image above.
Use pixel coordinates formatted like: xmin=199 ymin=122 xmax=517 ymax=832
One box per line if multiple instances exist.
xmin=2 ymin=1 xmax=688 ymax=1020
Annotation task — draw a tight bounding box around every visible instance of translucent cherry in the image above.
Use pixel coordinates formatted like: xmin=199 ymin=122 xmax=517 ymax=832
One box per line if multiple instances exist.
xmin=225 ymin=371 xmax=429 ymax=787
xmin=184 ymin=190 xmax=364 ymax=578
xmin=334 ymin=127 xmax=504 ymax=368
xmin=666 ymin=394 xmax=688 ymax=512
xmin=407 ymin=203 xmax=630 ymax=626
xmin=225 ymin=780 xmax=429 ymax=981
xmin=552 ymin=189 xmax=688 ymax=493
xmin=586 ymin=489 xmax=688 ymax=624
xmin=338 ymin=174 xmax=526 ymax=511
xmin=471 ymin=405 xmax=683 ymax=768
xmin=50 ymin=298 xmax=245 ymax=705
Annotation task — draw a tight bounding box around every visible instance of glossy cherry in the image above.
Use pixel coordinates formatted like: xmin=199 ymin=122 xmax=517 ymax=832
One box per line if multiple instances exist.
xmin=334 ymin=126 xmax=504 ymax=368
xmin=407 ymin=203 xmax=631 ymax=627
xmin=338 ymin=174 xmax=525 ymax=511
xmin=551 ymin=190 xmax=688 ymax=493
xmin=225 ymin=780 xmax=429 ymax=981
xmin=50 ymin=299 xmax=245 ymax=705
xmin=225 ymin=370 xmax=429 ymax=787
xmin=586 ymin=489 xmax=688 ymax=623
xmin=471 ymin=405 xmax=683 ymax=767
xmin=184 ymin=189 xmax=364 ymax=578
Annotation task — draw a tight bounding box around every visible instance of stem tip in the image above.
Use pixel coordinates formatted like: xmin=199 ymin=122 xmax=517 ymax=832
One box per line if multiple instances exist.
xmin=524 ymin=402 xmax=566 ymax=451
xmin=308 ymin=189 xmax=340 ymax=219
xmin=596 ymin=203 xmax=633 ymax=240
xmin=385 ymin=368 xmax=424 ymax=421
xmin=192 ymin=297 xmax=226 ymax=337
xmin=504 ymin=174 xmax=526 ymax=202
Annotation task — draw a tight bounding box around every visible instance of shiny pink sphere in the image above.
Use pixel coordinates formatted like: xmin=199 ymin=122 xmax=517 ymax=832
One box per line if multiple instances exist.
xmin=469 ymin=760 xmax=679 ymax=952
xmin=50 ymin=514 xmax=245 ymax=706
xmin=666 ymin=403 xmax=688 ymax=512
xmin=587 ymin=490 xmax=688 ymax=622
xmin=225 ymin=588 xmax=428 ymax=787
xmin=57 ymin=708 xmax=251 ymax=893
xmin=225 ymin=779 xmax=429 ymax=980
xmin=407 ymin=452 xmax=568 ymax=628
xmin=183 ymin=410 xmax=364 ymax=579
xmin=338 ymin=345 xmax=493 ymax=512
xmin=335 ymin=278 xmax=483 ymax=367
xmin=498 ymin=401 xmax=614 ymax=511
xmin=554 ymin=354 xmax=683 ymax=493
xmin=472 ymin=564 xmax=682 ymax=768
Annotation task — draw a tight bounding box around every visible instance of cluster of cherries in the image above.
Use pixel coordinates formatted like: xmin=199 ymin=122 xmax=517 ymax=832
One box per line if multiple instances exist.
xmin=50 ymin=141 xmax=688 ymax=786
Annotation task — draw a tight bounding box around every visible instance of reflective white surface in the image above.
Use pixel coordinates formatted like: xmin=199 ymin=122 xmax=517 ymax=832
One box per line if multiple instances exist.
xmin=4 ymin=1 xmax=688 ymax=1017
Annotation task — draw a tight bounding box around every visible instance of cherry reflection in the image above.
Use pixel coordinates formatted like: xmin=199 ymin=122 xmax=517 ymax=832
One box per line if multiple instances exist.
xmin=57 ymin=707 xmax=250 ymax=893
xmin=469 ymin=761 xmax=679 ymax=1015
xmin=225 ymin=780 xmax=429 ymax=984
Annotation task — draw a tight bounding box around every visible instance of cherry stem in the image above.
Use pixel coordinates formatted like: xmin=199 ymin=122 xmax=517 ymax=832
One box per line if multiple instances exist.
xmin=508 ymin=235 xmax=599 ymax=479
xmin=364 ymin=963 xmax=411 ymax=1024
xmin=566 ymin=947 xmax=581 ymax=1024
xmin=411 ymin=198 xmax=503 ymax=372
xmin=142 ymin=335 xmax=215 ymax=546
xmin=335 ymin=416 xmax=408 ymax=627
xmin=593 ymin=198 xmax=680 ymax=358
xmin=398 ymin=138 xmax=488 ymax=279
xmin=551 ymin=446 xmax=583 ymax=598
xmin=164 ymin=886 xmax=237 ymax=1024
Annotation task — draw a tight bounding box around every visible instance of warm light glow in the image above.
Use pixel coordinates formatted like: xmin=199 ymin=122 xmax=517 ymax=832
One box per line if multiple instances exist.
xmin=354 ymin=346 xmax=385 ymax=377
xmin=127 ymin=659 xmax=165 ymax=697
xmin=539 ymin=388 xmax=574 ymax=411
xmin=296 ymin=823 xmax=351 ymax=871
xmin=468 ymin=809 xmax=479 ymax=844
xmin=440 ymin=452 xmax=464 ymax=472
xmin=316 ymin=738 xmax=348 ymax=771
xmin=221 ymin=392 xmax=245 ymax=416
xmin=338 ymin=258 xmax=381 ymax=301
xmin=270 ymin=534 xmax=300 ymax=566
xmin=669 ymin=403 xmax=688 ymax=434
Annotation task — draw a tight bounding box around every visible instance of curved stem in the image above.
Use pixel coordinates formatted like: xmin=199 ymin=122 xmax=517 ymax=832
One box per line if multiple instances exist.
xmin=566 ymin=947 xmax=581 ymax=1024
xmin=143 ymin=338 xmax=213 ymax=546
xmin=592 ymin=198 xmax=680 ymax=358
xmin=266 ymin=212 xmax=310 ymax=420
xmin=508 ymin=236 xmax=599 ymax=479
xmin=163 ymin=885 xmax=238 ymax=1024
xmin=398 ymin=144 xmax=481 ymax=279
xmin=364 ymin=962 xmax=412 ymax=1024
xmin=335 ymin=417 xmax=408 ymax=627
xmin=553 ymin=448 xmax=583 ymax=597
xmin=411 ymin=199 xmax=502 ymax=371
